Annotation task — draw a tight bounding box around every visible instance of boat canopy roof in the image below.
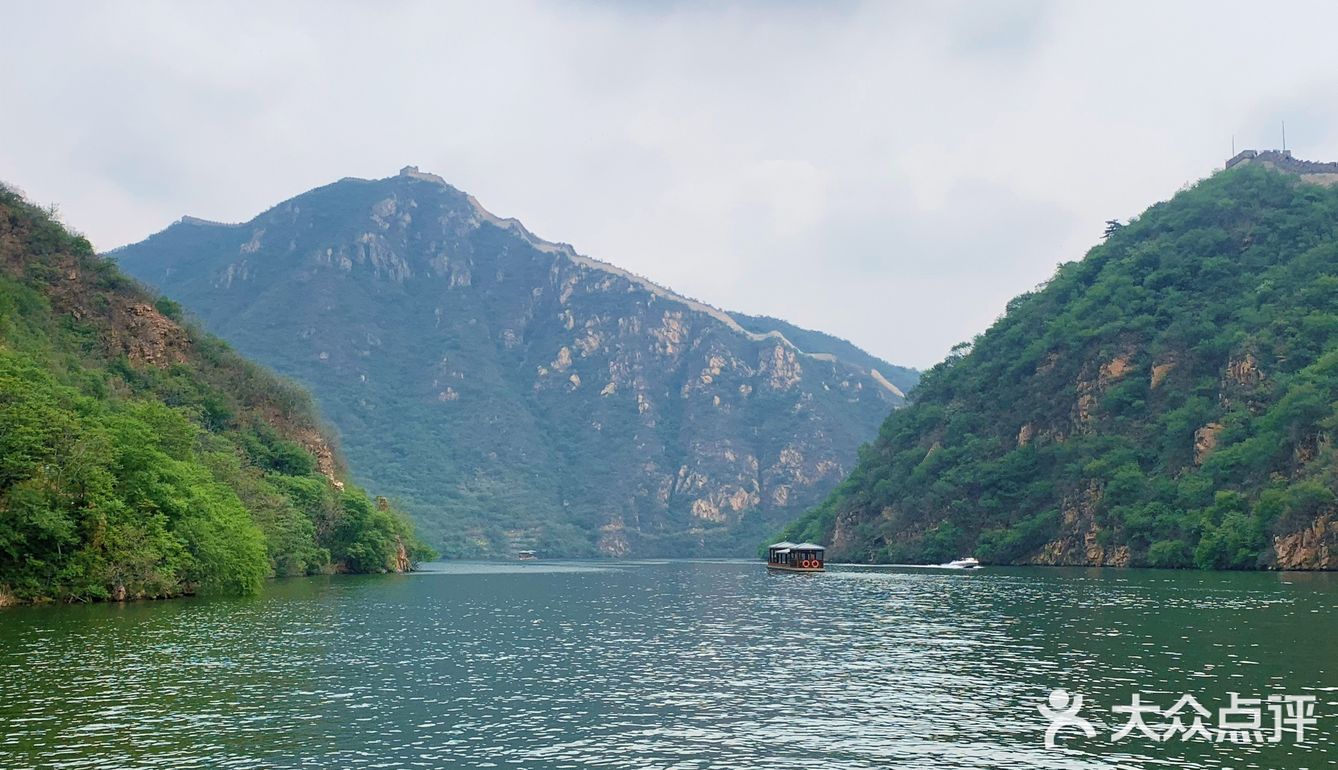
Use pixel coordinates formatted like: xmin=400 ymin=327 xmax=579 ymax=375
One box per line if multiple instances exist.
xmin=767 ymin=541 xmax=824 ymax=554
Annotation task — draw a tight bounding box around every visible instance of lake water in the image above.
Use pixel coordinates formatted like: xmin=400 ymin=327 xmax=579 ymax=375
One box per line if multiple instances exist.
xmin=1 ymin=561 xmax=1334 ymax=769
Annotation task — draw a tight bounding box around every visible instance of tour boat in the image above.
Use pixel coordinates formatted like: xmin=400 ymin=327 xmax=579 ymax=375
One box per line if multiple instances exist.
xmin=517 ymin=550 xmax=537 ymax=561
xmin=765 ymin=542 xmax=825 ymax=572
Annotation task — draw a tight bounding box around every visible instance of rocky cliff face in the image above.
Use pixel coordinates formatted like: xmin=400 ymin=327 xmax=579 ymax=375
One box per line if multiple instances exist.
xmin=782 ymin=162 xmax=1338 ymax=571
xmin=111 ymin=167 xmax=916 ymax=557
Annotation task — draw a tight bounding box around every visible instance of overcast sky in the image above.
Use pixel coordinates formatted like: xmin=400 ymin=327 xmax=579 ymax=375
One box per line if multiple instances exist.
xmin=4 ymin=1 xmax=1338 ymax=368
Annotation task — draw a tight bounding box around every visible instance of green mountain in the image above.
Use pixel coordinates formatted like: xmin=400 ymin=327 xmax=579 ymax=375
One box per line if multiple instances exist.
xmin=0 ymin=184 xmax=431 ymax=605
xmin=110 ymin=166 xmax=916 ymax=558
xmin=781 ymin=154 xmax=1338 ymax=570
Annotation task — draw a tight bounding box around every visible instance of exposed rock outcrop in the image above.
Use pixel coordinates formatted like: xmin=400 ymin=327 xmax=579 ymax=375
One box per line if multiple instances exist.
xmin=1273 ymin=514 xmax=1337 ymax=570
xmin=1150 ymin=359 xmax=1176 ymax=389
xmin=1033 ymin=482 xmax=1133 ymax=567
xmin=1194 ymin=422 xmax=1224 ymax=465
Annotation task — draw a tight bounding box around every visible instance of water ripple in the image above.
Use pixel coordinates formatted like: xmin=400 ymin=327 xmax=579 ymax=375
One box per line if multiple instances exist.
xmin=0 ymin=562 xmax=1334 ymax=769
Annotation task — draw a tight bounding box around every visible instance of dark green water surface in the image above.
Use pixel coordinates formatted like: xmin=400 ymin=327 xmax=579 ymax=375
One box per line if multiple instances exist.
xmin=1 ymin=561 xmax=1334 ymax=769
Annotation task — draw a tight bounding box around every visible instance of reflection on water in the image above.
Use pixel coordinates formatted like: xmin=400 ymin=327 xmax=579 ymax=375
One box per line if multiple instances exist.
xmin=0 ymin=561 xmax=1334 ymax=769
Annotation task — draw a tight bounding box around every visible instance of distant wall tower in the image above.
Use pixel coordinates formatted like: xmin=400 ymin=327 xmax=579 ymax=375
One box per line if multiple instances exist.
xmin=1225 ymin=149 xmax=1258 ymax=170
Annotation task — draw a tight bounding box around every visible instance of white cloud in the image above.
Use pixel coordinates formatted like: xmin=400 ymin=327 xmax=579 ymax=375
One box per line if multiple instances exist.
xmin=4 ymin=0 xmax=1338 ymax=368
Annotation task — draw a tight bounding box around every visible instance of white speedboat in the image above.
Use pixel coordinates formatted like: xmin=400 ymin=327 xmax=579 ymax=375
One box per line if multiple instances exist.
xmin=945 ymin=557 xmax=981 ymax=569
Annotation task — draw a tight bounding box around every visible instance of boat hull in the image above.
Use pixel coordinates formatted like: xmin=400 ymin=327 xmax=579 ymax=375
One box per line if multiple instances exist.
xmin=766 ymin=564 xmax=824 ymax=573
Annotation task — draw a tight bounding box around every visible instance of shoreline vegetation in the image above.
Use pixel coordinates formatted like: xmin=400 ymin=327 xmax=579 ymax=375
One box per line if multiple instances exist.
xmin=0 ymin=560 xmax=422 ymax=609
xmin=0 ymin=184 xmax=433 ymax=606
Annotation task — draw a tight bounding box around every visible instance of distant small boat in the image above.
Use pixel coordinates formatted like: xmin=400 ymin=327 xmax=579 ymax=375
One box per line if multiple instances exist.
xmin=765 ymin=542 xmax=825 ymax=572
xmin=517 ymin=550 xmax=537 ymax=561
xmin=945 ymin=557 xmax=980 ymax=569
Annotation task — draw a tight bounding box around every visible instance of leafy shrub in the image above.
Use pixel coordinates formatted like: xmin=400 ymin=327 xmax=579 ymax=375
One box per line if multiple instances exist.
xmin=1147 ymin=539 xmax=1194 ymax=568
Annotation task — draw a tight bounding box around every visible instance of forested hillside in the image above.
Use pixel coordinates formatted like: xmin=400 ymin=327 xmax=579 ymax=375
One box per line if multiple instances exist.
xmin=111 ymin=167 xmax=915 ymax=558
xmin=0 ymin=184 xmax=431 ymax=604
xmin=781 ymin=163 xmax=1338 ymax=570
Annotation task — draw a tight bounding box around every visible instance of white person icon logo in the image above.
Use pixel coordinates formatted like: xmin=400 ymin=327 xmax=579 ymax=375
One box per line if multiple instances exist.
xmin=1038 ymin=689 xmax=1097 ymax=749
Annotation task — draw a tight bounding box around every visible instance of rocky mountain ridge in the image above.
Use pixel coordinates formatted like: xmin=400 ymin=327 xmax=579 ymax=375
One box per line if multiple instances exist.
xmin=111 ymin=167 xmax=917 ymax=557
